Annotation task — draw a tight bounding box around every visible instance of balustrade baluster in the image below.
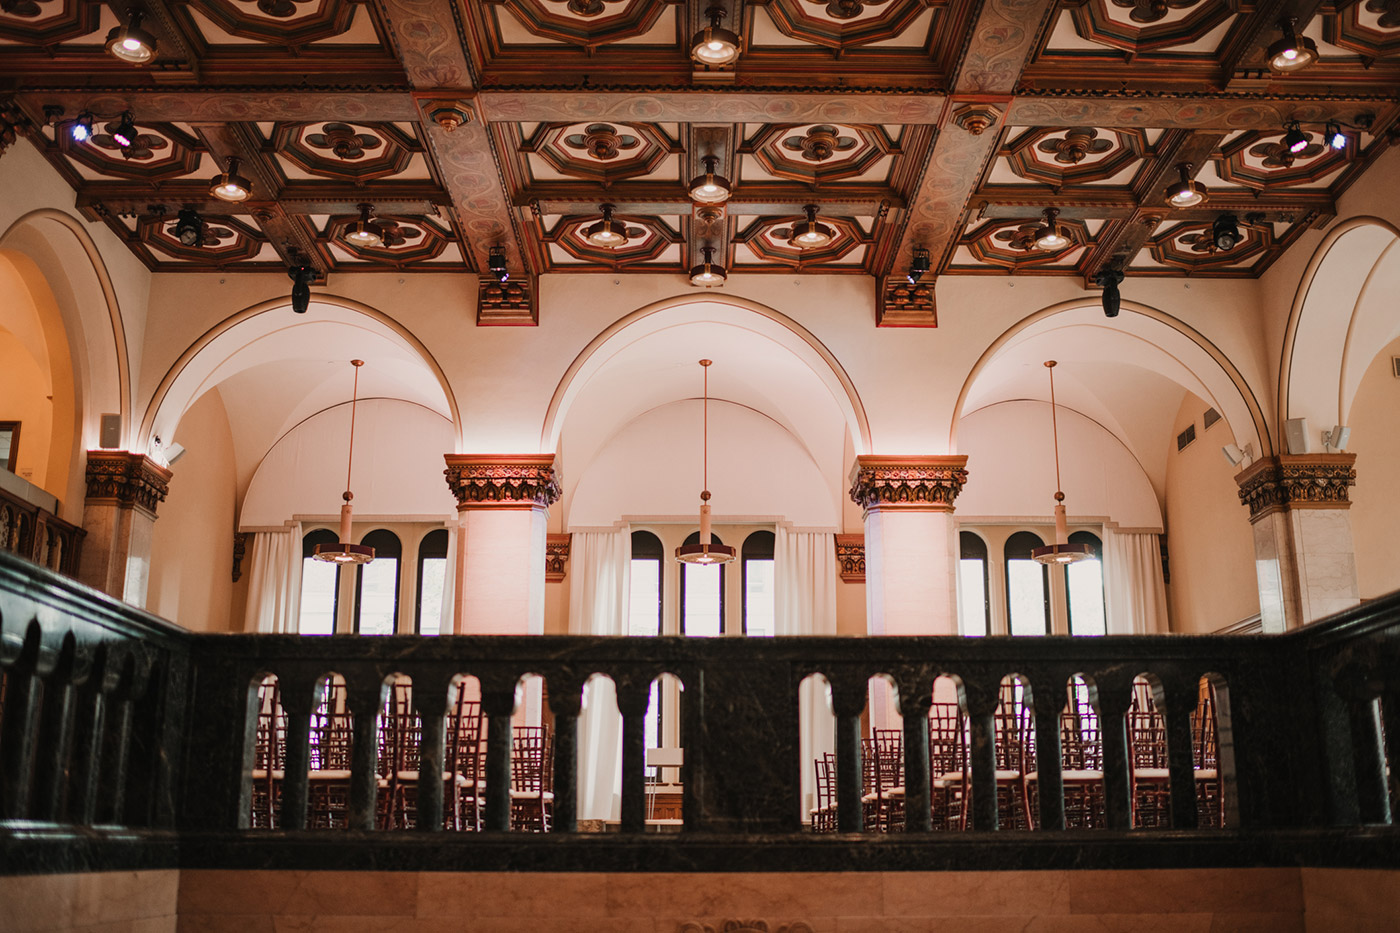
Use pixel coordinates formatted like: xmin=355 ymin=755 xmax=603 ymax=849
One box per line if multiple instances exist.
xmin=33 ymin=671 xmax=75 ymax=822
xmin=618 ymin=678 xmax=649 ymax=834
xmin=832 ymin=678 xmax=864 ymax=833
xmin=279 ymin=680 xmax=313 ymax=831
xmin=0 ymin=668 xmax=41 ymax=819
xmin=1385 ymin=689 xmax=1400 ymax=817
xmin=549 ymin=682 xmax=580 ymax=834
xmin=965 ymin=681 xmax=999 ymax=832
xmin=413 ymin=673 xmax=452 ymax=832
xmin=345 ymin=677 xmax=382 ymax=831
xmin=1350 ymin=697 xmax=1391 ymax=825
xmin=1164 ymin=689 xmax=1198 ymax=830
xmin=74 ymin=687 xmax=106 ymax=826
xmin=101 ymin=694 xmax=134 ymax=825
xmin=1032 ymin=681 xmax=1065 ymax=832
xmin=1098 ymin=690 xmax=1132 ymax=831
xmin=480 ymin=681 xmax=515 ymax=832
xmin=900 ymin=685 xmax=931 ymax=833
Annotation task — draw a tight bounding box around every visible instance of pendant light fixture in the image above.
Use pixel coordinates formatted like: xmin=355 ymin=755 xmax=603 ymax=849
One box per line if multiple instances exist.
xmin=1266 ymin=17 xmax=1318 ymax=73
xmin=174 ymin=208 xmax=204 ymax=247
xmin=690 ymin=5 xmax=741 ymax=68
xmin=788 ymin=204 xmax=833 ymax=250
xmin=1033 ymin=207 xmax=1070 ymax=251
xmin=689 ymin=245 xmax=727 ymax=287
xmin=344 ymin=203 xmax=385 ymax=248
xmin=1164 ymin=162 xmax=1207 ymax=208
xmin=1031 ymin=360 xmax=1093 ymax=566
xmin=676 ymin=359 xmax=736 ymax=566
xmin=314 ymin=360 xmax=375 ymax=565
xmin=585 ymin=203 xmax=629 ymax=248
xmin=110 ymin=112 xmax=138 ymax=151
xmin=688 ymin=155 xmax=732 ymax=204
xmin=105 ymin=10 xmax=158 ymax=64
xmin=209 ymin=156 xmax=252 ymax=202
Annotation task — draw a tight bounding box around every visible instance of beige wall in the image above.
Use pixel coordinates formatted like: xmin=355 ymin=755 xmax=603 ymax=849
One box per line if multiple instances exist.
xmin=146 ymin=388 xmax=238 ymax=633
xmin=0 ymin=328 xmax=53 ymax=488
xmin=1163 ymin=393 xmax=1260 ymax=633
xmin=1347 ymin=333 xmax=1400 ymax=600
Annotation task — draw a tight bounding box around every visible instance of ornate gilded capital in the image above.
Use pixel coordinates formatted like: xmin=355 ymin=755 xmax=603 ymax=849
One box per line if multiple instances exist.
xmin=546 ymin=533 xmax=570 ymax=582
xmin=83 ymin=451 xmax=172 ymax=518
xmin=848 ymin=455 xmax=969 ymax=515
xmin=443 ymin=454 xmax=561 ymax=510
xmin=1235 ymin=453 xmax=1357 ymax=521
xmin=834 ymin=533 xmax=865 ymax=583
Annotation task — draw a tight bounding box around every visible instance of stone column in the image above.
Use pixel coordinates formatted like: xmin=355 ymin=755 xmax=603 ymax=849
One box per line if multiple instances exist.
xmin=76 ymin=451 xmax=172 ymax=608
xmin=442 ymin=455 xmax=560 ymax=637
xmin=849 ymin=455 xmax=969 ymax=637
xmin=1235 ymin=453 xmax=1358 ymax=631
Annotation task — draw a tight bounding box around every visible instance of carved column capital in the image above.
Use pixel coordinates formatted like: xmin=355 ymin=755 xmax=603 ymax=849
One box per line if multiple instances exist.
xmin=1235 ymin=453 xmax=1357 ymax=521
xmin=83 ymin=451 xmax=173 ymax=518
xmin=834 ymin=533 xmax=865 ymax=583
xmin=443 ymin=454 xmax=561 ymax=511
xmin=848 ymin=455 xmax=969 ymax=516
xmin=546 ymin=533 xmax=570 ymax=582
xmin=477 ymin=276 xmax=537 ymax=326
xmin=875 ymin=275 xmax=937 ymax=327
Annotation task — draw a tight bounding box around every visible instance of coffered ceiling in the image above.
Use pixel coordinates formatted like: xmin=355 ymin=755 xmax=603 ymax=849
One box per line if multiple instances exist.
xmin=2 ymin=0 xmax=1398 ymax=324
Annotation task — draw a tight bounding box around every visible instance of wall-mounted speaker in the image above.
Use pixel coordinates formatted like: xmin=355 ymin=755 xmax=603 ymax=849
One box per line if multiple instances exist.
xmin=99 ymin=413 xmax=121 ymax=449
xmin=1285 ymin=417 xmax=1310 ymax=455
xmin=164 ymin=443 xmax=187 ymax=465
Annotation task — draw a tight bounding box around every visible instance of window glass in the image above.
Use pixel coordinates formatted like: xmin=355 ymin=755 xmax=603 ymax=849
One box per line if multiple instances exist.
xmin=958 ymin=531 xmax=990 ymax=636
xmin=355 ymin=529 xmax=402 ymax=635
xmin=742 ymin=531 xmax=775 ymax=637
xmin=416 ymin=529 xmax=450 ymax=636
xmin=1066 ymin=531 xmax=1106 ymax=636
xmin=1005 ymin=531 xmax=1050 ymax=636
xmin=628 ymin=531 xmax=663 ymax=637
xmin=298 ymin=529 xmax=340 ymax=635
xmin=680 ymin=531 xmax=724 ymax=637
xmin=0 ymin=421 xmax=18 ymax=472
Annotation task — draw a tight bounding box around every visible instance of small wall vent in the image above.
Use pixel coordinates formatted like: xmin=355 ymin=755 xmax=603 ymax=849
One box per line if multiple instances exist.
xmin=1393 ymin=356 xmax=1400 ymax=379
xmin=1203 ymin=407 xmax=1222 ymax=429
xmin=1176 ymin=423 xmax=1196 ymax=451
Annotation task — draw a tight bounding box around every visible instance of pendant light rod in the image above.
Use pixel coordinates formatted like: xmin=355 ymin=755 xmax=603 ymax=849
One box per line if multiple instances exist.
xmin=702 ymin=358 xmax=710 ymax=496
xmin=1046 ymin=359 xmax=1062 ymax=496
xmin=676 ymin=358 xmax=736 ymax=565
xmin=314 ymin=359 xmax=375 ymax=564
xmin=1032 ymin=359 xmax=1091 ymax=565
xmin=345 ymin=358 xmax=363 ymax=503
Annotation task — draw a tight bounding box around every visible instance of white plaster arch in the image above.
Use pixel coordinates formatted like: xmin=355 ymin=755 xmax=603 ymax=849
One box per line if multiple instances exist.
xmin=0 ymin=208 xmax=130 ymax=448
xmin=139 ymin=294 xmax=462 ymax=455
xmin=540 ymin=294 xmax=872 ymax=456
xmin=951 ymin=298 xmax=1274 ymax=457
xmin=1279 ymin=216 xmax=1400 ymax=436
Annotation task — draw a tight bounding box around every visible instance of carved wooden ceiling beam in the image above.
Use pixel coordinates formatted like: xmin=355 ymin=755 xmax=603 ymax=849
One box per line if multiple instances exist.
xmin=972 ymin=188 xmax=1337 ymax=222
xmin=1079 ymin=130 xmax=1224 ymax=285
xmin=514 ymin=185 xmax=905 ymax=216
xmin=1006 ymin=95 xmax=1397 ymax=131
xmin=476 ymin=90 xmax=947 ymax=124
xmin=74 ymin=191 xmax=447 ymax=218
xmin=14 ymin=90 xmax=421 ymax=123
xmin=684 ymin=123 xmax=736 ymax=267
xmin=1219 ymin=0 xmax=1326 ymax=86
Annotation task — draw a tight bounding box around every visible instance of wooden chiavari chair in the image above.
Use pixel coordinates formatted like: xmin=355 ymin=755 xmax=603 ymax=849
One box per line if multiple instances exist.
xmin=869 ymin=728 xmax=904 ymax=832
xmin=1056 ymin=691 xmax=1105 ymax=829
xmin=250 ymin=677 xmax=284 ymax=828
xmin=1128 ymin=685 xmax=1171 ymax=828
xmin=1193 ymin=685 xmax=1225 ymax=827
xmin=510 ymin=724 xmax=553 ymax=832
xmin=928 ymin=701 xmax=967 ymax=830
xmin=809 ymin=752 xmax=837 ymax=833
xmin=307 ymin=678 xmax=353 ymax=829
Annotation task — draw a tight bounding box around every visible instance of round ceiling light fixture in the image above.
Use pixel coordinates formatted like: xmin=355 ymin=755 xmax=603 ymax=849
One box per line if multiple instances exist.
xmin=344 ymin=203 xmax=385 ymax=248
xmin=689 ymin=246 xmax=727 ymax=287
xmin=209 ymin=156 xmax=252 ymax=202
xmin=1033 ymin=207 xmax=1071 ymax=251
xmin=788 ymin=204 xmax=833 ymax=250
xmin=690 ymin=5 xmax=741 ymax=67
xmin=688 ymin=155 xmax=732 ymax=205
xmin=1164 ymin=162 xmax=1207 ymax=208
xmin=105 ymin=10 xmax=158 ymax=64
xmin=585 ymin=203 xmax=630 ymax=248
xmin=1266 ymin=17 xmax=1318 ymax=73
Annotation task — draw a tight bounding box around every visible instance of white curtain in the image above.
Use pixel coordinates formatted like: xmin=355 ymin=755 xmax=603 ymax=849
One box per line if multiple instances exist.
xmin=243 ymin=522 xmax=302 ymax=633
xmin=1103 ymin=530 xmax=1168 ymax=635
xmin=439 ymin=518 xmax=459 ymax=634
xmin=775 ymin=527 xmax=837 ymax=819
xmin=568 ymin=529 xmax=630 ymax=822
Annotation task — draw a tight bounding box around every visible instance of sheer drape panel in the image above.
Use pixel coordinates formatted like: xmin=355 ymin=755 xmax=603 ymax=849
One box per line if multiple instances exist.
xmin=568 ymin=529 xmax=630 ymax=822
xmin=775 ymin=528 xmax=837 ymax=818
xmin=1104 ymin=530 xmax=1168 ymax=634
xmin=243 ymin=523 xmax=302 ymax=633
xmin=439 ymin=518 xmax=459 ymax=634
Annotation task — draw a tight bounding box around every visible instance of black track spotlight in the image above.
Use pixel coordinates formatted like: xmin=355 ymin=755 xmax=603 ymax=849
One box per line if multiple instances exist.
xmin=174 ymin=207 xmax=204 ymax=247
xmin=289 ymin=266 xmax=315 ymax=314
xmin=105 ymin=10 xmax=158 ymax=64
xmin=1325 ymin=121 xmax=1346 ymax=151
xmin=110 ymin=111 xmax=138 ymax=150
xmin=71 ymin=111 xmax=93 ymax=143
xmin=488 ymin=245 xmax=509 ymax=283
xmin=1266 ymin=16 xmax=1318 ymax=73
xmin=1283 ymin=122 xmax=1309 ymax=154
xmin=1212 ymin=213 xmax=1241 ymax=252
xmin=1095 ymin=268 xmax=1124 ymax=319
xmin=906 ymin=247 xmax=930 ymax=285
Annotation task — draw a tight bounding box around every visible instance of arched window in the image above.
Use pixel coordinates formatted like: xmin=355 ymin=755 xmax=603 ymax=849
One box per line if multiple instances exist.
xmin=1005 ymin=531 xmax=1050 ymax=636
xmin=355 ymin=529 xmax=401 ymax=635
xmin=1066 ymin=531 xmax=1106 ymax=636
xmin=628 ymin=530 xmax=663 ymax=638
xmin=742 ymin=530 xmax=775 ymax=636
xmin=680 ymin=530 xmax=725 ymax=637
xmin=415 ymin=529 xmax=449 ymax=636
xmin=958 ymin=531 xmax=991 ymax=636
xmin=299 ymin=529 xmax=340 ymax=635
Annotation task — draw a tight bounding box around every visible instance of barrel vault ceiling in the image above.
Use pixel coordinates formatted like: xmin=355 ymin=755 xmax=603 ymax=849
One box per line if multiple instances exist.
xmin=2 ymin=0 xmax=1398 ymax=323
